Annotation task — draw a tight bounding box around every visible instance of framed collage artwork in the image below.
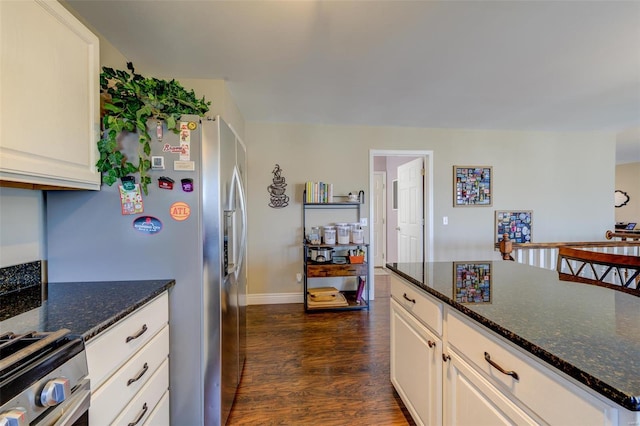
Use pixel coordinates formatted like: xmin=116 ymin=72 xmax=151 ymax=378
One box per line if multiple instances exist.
xmin=453 ymin=262 xmax=492 ymax=305
xmin=454 ymin=166 xmax=492 ymax=207
xmin=495 ymin=210 xmax=533 ymax=244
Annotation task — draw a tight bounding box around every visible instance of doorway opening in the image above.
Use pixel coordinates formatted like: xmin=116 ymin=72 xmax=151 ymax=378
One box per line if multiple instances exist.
xmin=369 ymin=150 xmax=434 ymax=272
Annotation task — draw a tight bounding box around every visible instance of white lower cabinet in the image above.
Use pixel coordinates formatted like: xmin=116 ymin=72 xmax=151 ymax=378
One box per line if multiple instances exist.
xmin=87 ymin=293 xmax=169 ymax=425
xmin=390 ymin=298 xmax=442 ymax=426
xmin=443 ymin=349 xmax=538 ymax=426
xmin=389 ymin=273 xmax=630 ymax=426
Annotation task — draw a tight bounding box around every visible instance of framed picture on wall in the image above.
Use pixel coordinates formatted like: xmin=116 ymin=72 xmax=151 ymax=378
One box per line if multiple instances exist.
xmin=495 ymin=210 xmax=533 ymax=244
xmin=453 ymin=166 xmax=492 ymax=207
xmin=453 ymin=262 xmax=492 ymax=304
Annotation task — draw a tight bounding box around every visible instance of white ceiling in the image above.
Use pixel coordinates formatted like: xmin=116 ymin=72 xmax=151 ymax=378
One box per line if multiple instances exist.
xmin=64 ymin=0 xmax=640 ymax=162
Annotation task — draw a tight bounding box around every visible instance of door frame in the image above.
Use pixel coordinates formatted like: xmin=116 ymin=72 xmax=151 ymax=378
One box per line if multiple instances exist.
xmin=373 ymin=171 xmax=387 ymax=267
xmin=369 ymin=149 xmax=434 ymax=277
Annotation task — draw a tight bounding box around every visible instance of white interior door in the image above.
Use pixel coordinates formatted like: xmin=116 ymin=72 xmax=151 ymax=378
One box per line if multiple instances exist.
xmin=397 ymin=158 xmax=424 ymax=263
xmin=373 ymin=172 xmax=386 ymax=267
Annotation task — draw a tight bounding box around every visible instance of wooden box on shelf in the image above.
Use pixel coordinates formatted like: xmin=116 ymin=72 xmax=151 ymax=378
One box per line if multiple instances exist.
xmin=306 ymin=262 xmax=368 ymax=278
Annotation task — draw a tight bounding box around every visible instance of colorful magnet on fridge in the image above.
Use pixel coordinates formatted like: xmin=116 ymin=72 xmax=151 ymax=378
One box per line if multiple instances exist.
xmin=181 ymin=178 xmax=193 ymax=192
xmin=158 ymin=176 xmax=174 ymax=190
xmin=120 ymin=176 xmax=136 ymax=191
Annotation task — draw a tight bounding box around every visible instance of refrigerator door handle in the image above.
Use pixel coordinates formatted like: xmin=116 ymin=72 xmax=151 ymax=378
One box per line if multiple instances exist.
xmin=231 ymin=166 xmax=247 ymax=281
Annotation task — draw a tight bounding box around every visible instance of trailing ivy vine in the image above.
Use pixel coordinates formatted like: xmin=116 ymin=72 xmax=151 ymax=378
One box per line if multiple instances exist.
xmin=97 ymin=62 xmax=210 ymax=194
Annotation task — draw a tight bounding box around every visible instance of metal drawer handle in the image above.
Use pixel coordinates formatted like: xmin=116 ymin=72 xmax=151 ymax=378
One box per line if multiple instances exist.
xmin=402 ymin=293 xmax=416 ymax=304
xmin=484 ymin=352 xmax=520 ymax=381
xmin=126 ymin=324 xmax=148 ymax=343
xmin=427 ymin=340 xmax=436 ymax=348
xmin=128 ymin=402 xmax=148 ymax=426
xmin=127 ymin=362 xmax=149 ymax=386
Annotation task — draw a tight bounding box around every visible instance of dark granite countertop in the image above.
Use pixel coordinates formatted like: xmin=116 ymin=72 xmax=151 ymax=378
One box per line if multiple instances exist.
xmin=0 ymin=279 xmax=175 ymax=342
xmin=386 ymin=261 xmax=640 ymax=412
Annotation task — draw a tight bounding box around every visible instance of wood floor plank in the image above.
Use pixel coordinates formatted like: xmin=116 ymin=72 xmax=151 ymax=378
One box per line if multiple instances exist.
xmin=227 ymin=276 xmax=415 ymax=425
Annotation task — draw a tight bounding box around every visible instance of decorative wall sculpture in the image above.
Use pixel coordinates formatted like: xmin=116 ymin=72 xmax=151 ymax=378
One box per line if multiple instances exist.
xmin=268 ymin=164 xmax=289 ymax=208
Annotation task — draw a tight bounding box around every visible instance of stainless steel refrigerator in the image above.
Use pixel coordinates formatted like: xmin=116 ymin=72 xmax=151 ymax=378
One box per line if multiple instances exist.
xmin=45 ymin=115 xmax=247 ymax=425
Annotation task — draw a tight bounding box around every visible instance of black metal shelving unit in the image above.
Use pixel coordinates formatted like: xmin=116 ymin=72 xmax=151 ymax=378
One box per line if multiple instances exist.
xmin=302 ymin=189 xmax=369 ymax=312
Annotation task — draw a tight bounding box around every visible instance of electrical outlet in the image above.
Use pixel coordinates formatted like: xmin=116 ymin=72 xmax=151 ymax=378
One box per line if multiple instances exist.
xmin=360 ymin=217 xmax=368 ymax=226
xmin=296 ymin=273 xmax=302 ymax=283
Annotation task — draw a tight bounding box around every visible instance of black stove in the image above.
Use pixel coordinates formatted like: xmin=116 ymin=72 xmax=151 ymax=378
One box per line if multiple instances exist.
xmin=0 ymin=329 xmax=90 ymax=425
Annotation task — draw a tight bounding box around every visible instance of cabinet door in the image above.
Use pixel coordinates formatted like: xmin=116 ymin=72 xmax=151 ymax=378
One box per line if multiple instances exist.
xmin=443 ymin=350 xmax=539 ymax=426
xmin=390 ymin=298 xmax=442 ymax=426
xmin=0 ymin=0 xmax=100 ymax=189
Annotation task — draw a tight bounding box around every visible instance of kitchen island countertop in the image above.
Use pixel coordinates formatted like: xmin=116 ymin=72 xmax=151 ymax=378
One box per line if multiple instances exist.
xmin=0 ymin=279 xmax=175 ymax=341
xmin=386 ymin=261 xmax=640 ymax=412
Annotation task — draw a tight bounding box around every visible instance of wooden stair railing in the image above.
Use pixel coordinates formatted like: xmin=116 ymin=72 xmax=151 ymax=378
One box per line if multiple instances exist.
xmin=556 ymin=246 xmax=640 ymax=296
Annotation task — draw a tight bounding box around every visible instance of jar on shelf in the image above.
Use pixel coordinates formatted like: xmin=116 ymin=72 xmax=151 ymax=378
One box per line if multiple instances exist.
xmin=351 ymin=227 xmax=364 ymax=244
xmin=308 ymin=226 xmax=321 ymax=244
xmin=336 ymin=225 xmax=350 ymax=244
xmin=323 ymin=226 xmax=336 ymax=245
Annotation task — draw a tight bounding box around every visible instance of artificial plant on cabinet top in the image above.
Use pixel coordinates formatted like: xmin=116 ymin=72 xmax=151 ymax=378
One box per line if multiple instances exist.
xmin=97 ymin=62 xmax=211 ymax=194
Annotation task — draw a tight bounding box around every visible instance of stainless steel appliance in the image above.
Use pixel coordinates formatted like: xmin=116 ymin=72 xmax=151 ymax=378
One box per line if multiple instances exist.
xmin=45 ymin=116 xmax=247 ymax=425
xmin=0 ymin=329 xmax=91 ymax=425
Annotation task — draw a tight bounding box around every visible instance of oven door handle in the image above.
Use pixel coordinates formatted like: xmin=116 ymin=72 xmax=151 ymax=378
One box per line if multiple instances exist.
xmin=49 ymin=378 xmax=91 ymax=426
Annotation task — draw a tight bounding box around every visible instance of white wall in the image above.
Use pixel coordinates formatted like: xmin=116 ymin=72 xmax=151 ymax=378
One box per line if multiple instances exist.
xmin=0 ymin=188 xmax=45 ymax=267
xmin=245 ymin=121 xmax=615 ymax=296
xmin=615 ymin=162 xmax=640 ymax=224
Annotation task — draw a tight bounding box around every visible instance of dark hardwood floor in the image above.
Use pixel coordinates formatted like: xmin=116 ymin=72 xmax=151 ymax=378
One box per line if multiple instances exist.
xmin=227 ymin=274 xmax=415 ymax=425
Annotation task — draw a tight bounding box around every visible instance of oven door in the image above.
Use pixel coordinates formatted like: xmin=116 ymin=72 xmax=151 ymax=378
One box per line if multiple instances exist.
xmin=35 ymin=378 xmax=91 ymax=426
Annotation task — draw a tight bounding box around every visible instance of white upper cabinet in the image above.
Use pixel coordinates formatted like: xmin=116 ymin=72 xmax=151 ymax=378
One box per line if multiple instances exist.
xmin=0 ymin=0 xmax=100 ymax=189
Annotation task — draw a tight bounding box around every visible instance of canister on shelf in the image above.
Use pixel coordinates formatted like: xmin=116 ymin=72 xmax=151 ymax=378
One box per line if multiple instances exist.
xmin=351 ymin=227 xmax=364 ymax=244
xmin=337 ymin=225 xmax=350 ymax=244
xmin=323 ymin=226 xmax=336 ymax=245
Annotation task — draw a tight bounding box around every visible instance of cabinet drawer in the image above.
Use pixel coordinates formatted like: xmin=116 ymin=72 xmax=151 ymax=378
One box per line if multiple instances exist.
xmin=89 ymin=326 xmax=169 ymax=425
xmin=447 ymin=311 xmax=617 ymax=426
xmin=390 ymin=275 xmax=442 ymax=336
xmin=307 ymin=263 xmax=367 ymax=277
xmin=111 ymin=358 xmax=169 ymax=426
xmin=87 ymin=292 xmax=168 ymax=389
xmin=144 ymin=391 xmax=170 ymax=426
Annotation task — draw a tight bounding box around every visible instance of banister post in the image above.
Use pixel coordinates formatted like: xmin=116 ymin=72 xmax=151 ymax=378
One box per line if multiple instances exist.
xmin=499 ymin=233 xmax=515 ymax=261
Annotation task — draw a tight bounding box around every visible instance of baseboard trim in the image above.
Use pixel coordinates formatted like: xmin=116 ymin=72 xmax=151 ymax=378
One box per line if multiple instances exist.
xmin=247 ymin=292 xmax=303 ymax=305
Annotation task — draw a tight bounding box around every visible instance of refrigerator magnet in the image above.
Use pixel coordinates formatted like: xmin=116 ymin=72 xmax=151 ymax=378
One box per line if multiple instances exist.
xmin=181 ymin=178 xmax=193 ymax=192
xmin=119 ymin=184 xmax=144 ymax=215
xmin=133 ymin=216 xmax=163 ymax=235
xmin=180 ymin=141 xmax=191 ymax=161
xmin=179 ymin=122 xmax=191 ymax=143
xmin=156 ymin=120 xmax=163 ymax=141
xmin=174 ymin=161 xmax=195 ymax=171
xmin=170 ymin=202 xmax=191 ymax=221
xmin=158 ymin=176 xmax=174 ymax=190
xmin=152 ymin=156 xmax=165 ymax=170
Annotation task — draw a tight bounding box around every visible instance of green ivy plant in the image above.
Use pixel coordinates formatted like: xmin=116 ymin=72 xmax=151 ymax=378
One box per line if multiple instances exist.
xmin=97 ymin=62 xmax=210 ymax=194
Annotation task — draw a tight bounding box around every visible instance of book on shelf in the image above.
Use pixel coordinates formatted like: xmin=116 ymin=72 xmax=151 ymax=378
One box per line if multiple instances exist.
xmin=305 ymin=181 xmax=333 ymax=203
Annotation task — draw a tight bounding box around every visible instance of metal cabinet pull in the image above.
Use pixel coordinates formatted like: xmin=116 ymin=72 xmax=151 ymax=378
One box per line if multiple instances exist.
xmin=402 ymin=293 xmax=416 ymax=304
xmin=126 ymin=324 xmax=148 ymax=343
xmin=128 ymin=402 xmax=148 ymax=426
xmin=427 ymin=340 xmax=436 ymax=348
xmin=484 ymin=352 xmax=520 ymax=381
xmin=127 ymin=362 xmax=149 ymax=386
xmin=442 ymin=353 xmax=451 ymax=362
